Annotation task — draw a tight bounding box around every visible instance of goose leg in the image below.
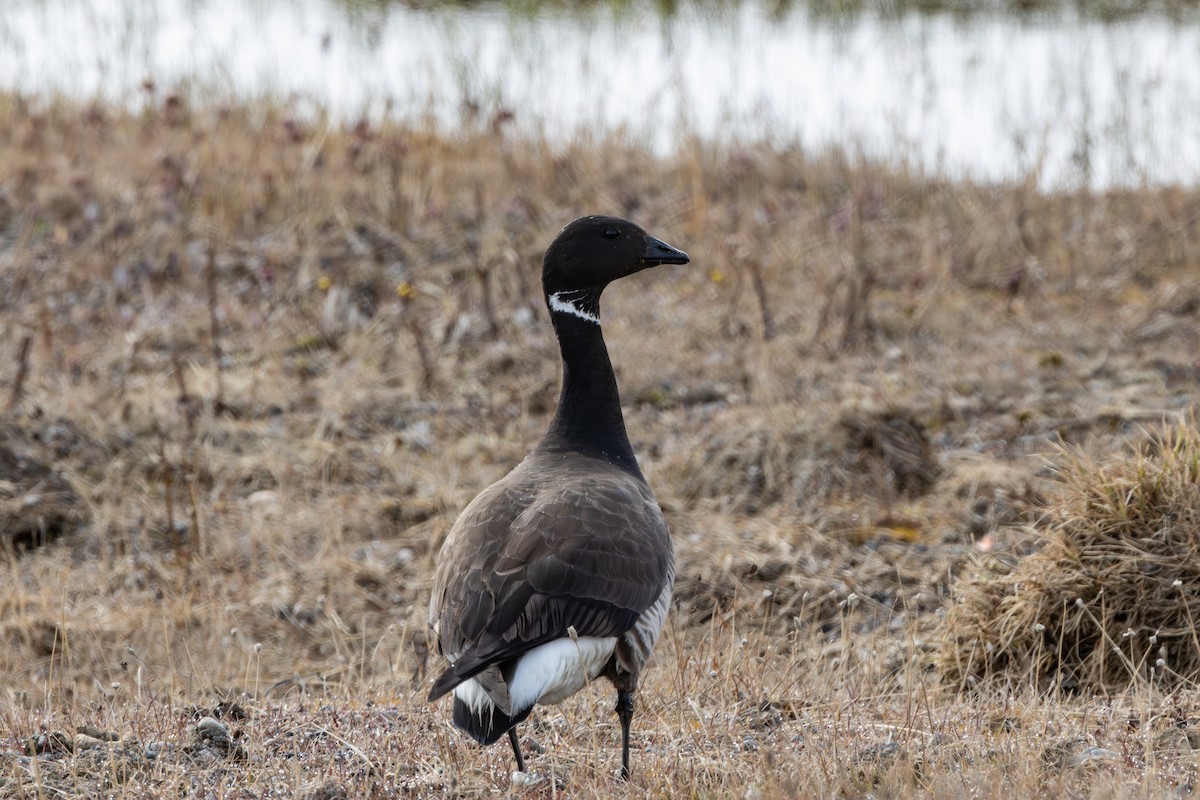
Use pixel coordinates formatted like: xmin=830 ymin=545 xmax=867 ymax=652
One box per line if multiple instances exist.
xmin=615 ymin=689 xmax=635 ymax=779
xmin=508 ymin=727 xmax=526 ymax=773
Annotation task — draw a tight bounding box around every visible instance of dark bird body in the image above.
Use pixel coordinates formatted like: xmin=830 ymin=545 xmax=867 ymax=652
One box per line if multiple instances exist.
xmin=427 ymin=215 xmax=689 ymax=778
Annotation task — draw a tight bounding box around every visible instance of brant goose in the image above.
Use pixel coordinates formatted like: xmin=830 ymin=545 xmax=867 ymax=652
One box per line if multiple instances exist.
xmin=427 ymin=215 xmax=689 ymax=778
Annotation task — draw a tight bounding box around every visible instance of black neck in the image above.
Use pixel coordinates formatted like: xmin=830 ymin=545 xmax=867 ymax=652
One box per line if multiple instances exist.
xmin=537 ymin=309 xmax=643 ymax=478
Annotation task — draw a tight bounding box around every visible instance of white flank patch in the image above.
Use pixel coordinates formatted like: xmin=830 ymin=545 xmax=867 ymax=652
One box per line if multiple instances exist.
xmin=510 ymin=635 xmax=616 ymax=707
xmin=548 ymin=292 xmax=600 ymax=325
xmin=453 ymin=636 xmax=617 ymax=715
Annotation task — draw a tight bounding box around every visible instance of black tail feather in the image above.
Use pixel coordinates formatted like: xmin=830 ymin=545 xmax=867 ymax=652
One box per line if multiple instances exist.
xmin=427 ymin=665 xmax=464 ymax=703
xmin=453 ymin=696 xmax=533 ymax=746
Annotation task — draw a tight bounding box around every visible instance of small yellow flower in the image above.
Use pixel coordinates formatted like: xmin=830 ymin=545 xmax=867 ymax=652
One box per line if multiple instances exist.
xmin=316 ymin=275 xmax=331 ymax=292
xmin=709 ymin=267 xmax=726 ymax=284
xmin=396 ymin=281 xmax=413 ymax=299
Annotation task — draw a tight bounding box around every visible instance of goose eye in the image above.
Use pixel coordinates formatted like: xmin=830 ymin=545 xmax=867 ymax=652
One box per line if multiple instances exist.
xmin=603 ymin=228 xmax=620 ymax=240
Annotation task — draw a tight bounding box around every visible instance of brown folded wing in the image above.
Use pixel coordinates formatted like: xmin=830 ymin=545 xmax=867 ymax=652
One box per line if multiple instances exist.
xmin=427 ymin=459 xmax=672 ymax=702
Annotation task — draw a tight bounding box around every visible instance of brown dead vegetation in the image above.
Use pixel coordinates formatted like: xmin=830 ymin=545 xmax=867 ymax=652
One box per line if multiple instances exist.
xmin=940 ymin=418 xmax=1200 ymax=693
xmin=0 ymin=92 xmax=1199 ymax=797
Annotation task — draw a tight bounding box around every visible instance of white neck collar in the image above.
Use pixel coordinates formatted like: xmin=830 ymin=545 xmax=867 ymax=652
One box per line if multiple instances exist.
xmin=548 ymin=291 xmax=600 ymax=325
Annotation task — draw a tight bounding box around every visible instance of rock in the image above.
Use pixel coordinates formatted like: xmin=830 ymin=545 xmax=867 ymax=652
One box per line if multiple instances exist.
xmin=76 ymin=726 xmax=120 ymax=742
xmin=25 ymin=731 xmax=72 ymax=755
xmin=72 ymin=733 xmax=108 ymax=750
xmin=1042 ymin=736 xmax=1119 ymax=771
xmin=1066 ymin=745 xmax=1120 ymax=769
xmin=511 ymin=771 xmax=544 ymax=787
xmin=187 ymin=715 xmax=246 ymax=761
xmin=247 ymin=490 xmax=283 ymax=517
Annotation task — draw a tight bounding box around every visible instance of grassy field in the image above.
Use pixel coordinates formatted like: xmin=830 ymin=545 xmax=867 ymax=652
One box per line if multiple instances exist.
xmin=1 ymin=91 xmax=1199 ymax=797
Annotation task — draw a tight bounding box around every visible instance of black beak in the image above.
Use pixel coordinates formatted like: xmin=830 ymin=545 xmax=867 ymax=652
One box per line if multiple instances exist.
xmin=640 ymin=235 xmax=690 ymax=267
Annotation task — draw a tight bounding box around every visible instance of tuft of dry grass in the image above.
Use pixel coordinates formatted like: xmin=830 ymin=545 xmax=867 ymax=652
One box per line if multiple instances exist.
xmin=939 ymin=418 xmax=1200 ymax=693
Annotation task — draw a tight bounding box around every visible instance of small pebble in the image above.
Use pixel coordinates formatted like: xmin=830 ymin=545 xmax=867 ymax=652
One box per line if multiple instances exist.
xmin=1066 ymin=746 xmax=1119 ymax=768
xmin=195 ymin=716 xmax=231 ymax=740
xmin=511 ymin=771 xmax=543 ymax=787
xmin=72 ymin=733 xmax=107 ymax=750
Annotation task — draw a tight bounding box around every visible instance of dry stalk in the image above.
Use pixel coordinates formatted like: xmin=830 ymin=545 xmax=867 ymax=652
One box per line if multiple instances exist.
xmin=839 ymin=263 xmax=876 ymax=350
xmin=6 ymin=333 xmax=32 ymax=413
xmin=473 ymin=186 xmax=500 ymax=337
xmin=156 ymin=426 xmax=175 ymax=538
xmin=205 ymin=240 xmax=225 ymax=412
xmin=476 ymin=264 xmax=499 ymax=338
xmin=841 ymin=192 xmax=875 ymax=349
xmin=402 ymin=302 xmax=436 ymax=393
xmin=747 ymin=255 xmax=776 ymax=342
xmin=171 ymin=345 xmax=195 ymax=438
xmin=188 ymin=470 xmax=203 ymax=559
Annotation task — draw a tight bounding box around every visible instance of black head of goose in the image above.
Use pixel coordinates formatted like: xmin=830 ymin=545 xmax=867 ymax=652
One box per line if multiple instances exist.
xmin=427 ymin=215 xmax=689 ymax=779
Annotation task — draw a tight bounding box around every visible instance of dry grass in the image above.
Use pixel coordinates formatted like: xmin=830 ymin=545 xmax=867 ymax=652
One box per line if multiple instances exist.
xmin=940 ymin=419 xmax=1200 ymax=693
xmin=1 ymin=90 xmax=1200 ymax=797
